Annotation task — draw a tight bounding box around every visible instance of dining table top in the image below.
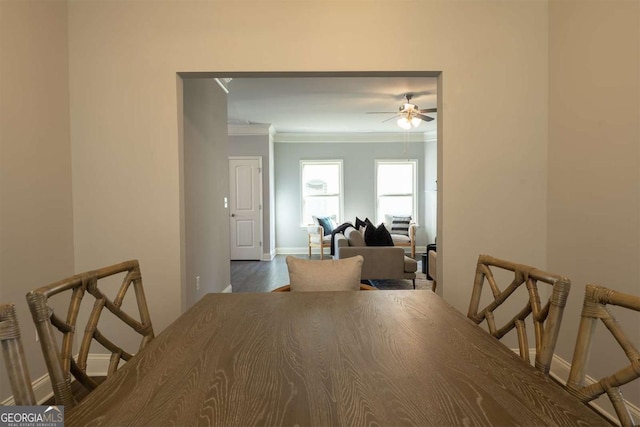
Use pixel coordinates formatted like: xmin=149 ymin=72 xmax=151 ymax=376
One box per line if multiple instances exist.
xmin=66 ymin=290 xmax=608 ymax=426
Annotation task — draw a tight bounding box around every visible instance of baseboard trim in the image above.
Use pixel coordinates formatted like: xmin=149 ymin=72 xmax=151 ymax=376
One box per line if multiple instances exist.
xmin=1 ymin=373 xmax=53 ymax=405
xmin=222 ymin=284 xmax=232 ymax=293
xmin=262 ymin=250 xmax=275 ymax=261
xmin=521 ymin=348 xmax=639 ymax=425
xmin=276 ymin=247 xmax=308 ymax=255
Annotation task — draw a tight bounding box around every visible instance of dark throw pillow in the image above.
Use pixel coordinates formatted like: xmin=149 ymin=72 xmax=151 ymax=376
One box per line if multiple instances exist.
xmin=355 ymin=217 xmax=368 ymax=230
xmin=364 ymin=222 xmax=394 ymax=246
xmin=316 ymin=216 xmax=336 ymax=236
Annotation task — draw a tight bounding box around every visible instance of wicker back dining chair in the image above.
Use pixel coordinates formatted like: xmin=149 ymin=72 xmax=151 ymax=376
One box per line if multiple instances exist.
xmin=26 ymin=260 xmax=154 ymax=407
xmin=566 ymin=284 xmax=640 ymax=427
xmin=467 ymin=254 xmax=571 ymax=375
xmin=0 ymin=303 xmax=36 ymax=405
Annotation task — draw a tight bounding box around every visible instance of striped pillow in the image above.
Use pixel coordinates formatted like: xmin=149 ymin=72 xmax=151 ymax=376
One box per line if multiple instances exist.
xmin=391 ymin=216 xmax=412 ymax=236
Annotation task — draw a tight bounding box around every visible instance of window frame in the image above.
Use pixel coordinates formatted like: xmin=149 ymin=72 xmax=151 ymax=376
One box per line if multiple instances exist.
xmin=300 ymin=159 xmax=344 ymax=226
xmin=375 ymin=159 xmax=418 ymax=225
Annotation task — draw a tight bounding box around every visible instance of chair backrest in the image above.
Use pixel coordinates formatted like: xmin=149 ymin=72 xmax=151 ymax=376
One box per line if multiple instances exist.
xmin=566 ymin=284 xmax=640 ymax=427
xmin=285 ymin=255 xmax=364 ymax=292
xmin=0 ymin=303 xmax=36 ymax=405
xmin=26 ymin=260 xmax=154 ymax=407
xmin=467 ymin=254 xmax=571 ymax=375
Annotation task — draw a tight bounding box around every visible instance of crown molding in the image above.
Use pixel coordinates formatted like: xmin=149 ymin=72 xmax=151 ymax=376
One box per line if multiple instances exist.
xmin=274 ymin=132 xmax=431 ymax=144
xmin=228 ymin=124 xmax=275 ymax=136
xmin=228 ymin=126 xmax=437 ymax=144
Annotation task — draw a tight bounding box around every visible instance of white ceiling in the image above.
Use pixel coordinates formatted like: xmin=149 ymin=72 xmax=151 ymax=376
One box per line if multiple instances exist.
xmin=225 ymin=76 xmax=438 ymax=134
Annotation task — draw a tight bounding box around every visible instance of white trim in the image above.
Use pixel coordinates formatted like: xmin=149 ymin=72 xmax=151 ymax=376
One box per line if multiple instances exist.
xmin=214 ymin=78 xmax=230 ymax=94
xmin=1 ymin=373 xmax=53 ymax=405
xmin=228 ymin=124 xmax=274 ymax=136
xmin=85 ymin=353 xmax=113 ymax=377
xmin=275 ymin=132 xmax=429 ymax=144
xmin=518 ymin=349 xmax=640 ymax=426
xmin=222 ymin=284 xmax=233 ymax=293
xmin=276 ymin=247 xmax=313 ymax=255
xmin=262 ymin=250 xmax=276 ymax=261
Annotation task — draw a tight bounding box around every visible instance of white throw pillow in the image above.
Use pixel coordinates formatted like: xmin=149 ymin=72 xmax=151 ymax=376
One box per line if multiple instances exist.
xmin=286 ymin=256 xmax=364 ymax=292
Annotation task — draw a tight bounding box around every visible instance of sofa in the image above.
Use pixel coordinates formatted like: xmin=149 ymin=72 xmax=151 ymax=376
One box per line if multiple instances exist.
xmin=334 ymin=226 xmax=418 ymax=288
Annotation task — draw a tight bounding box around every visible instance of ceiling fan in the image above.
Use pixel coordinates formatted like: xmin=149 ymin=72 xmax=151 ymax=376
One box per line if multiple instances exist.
xmin=367 ymin=94 xmax=437 ymax=129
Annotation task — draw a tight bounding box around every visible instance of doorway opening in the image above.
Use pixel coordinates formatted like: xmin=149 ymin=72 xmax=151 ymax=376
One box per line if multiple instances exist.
xmin=179 ymin=71 xmax=442 ymax=303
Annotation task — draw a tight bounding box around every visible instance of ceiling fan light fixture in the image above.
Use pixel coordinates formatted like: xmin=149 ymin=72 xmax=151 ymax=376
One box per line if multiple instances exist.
xmin=397 ymin=117 xmax=412 ymax=130
xmin=397 ymin=115 xmax=422 ymax=130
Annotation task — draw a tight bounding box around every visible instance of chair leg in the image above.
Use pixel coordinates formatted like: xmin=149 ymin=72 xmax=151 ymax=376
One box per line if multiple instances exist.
xmin=432 ymin=280 xmax=437 ymax=292
xmin=319 ymin=243 xmax=324 ymax=260
xmin=308 ymin=236 xmax=312 ymax=257
xmin=413 ymin=279 xmax=416 ymax=289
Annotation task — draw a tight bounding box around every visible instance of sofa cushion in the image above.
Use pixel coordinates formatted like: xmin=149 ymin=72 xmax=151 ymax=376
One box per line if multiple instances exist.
xmin=286 ymin=256 xmax=363 ymax=292
xmin=364 ymin=221 xmax=394 ymax=246
xmin=391 ymin=234 xmax=411 ymax=243
xmin=344 ymin=227 xmax=365 ymax=247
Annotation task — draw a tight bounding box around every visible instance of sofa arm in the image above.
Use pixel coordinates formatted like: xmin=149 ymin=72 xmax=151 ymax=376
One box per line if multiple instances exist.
xmin=333 ymin=233 xmax=349 ymax=253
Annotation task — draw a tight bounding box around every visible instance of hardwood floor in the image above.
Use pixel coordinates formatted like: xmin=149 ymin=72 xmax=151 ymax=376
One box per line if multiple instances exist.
xmin=230 ymin=254 xmax=316 ymax=293
xmin=230 ymin=254 xmax=430 ymax=293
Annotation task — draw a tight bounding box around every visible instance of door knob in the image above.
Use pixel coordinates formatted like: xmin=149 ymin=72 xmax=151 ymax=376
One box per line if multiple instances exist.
xmin=231 ymin=213 xmax=236 ymax=217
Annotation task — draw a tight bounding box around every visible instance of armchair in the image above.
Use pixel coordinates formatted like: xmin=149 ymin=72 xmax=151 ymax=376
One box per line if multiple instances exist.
xmin=307 ymin=215 xmax=338 ymax=260
xmin=383 ymin=215 xmax=417 ymax=257
xmin=307 ymin=225 xmax=331 ymax=259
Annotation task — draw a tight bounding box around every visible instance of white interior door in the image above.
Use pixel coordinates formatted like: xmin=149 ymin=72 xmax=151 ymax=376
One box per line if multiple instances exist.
xmin=229 ymin=157 xmax=262 ymax=260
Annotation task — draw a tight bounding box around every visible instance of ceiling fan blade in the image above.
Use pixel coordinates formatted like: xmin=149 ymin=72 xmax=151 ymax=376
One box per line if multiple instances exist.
xmin=418 ymin=108 xmax=437 ymax=113
xmin=415 ymin=113 xmax=435 ymax=122
xmin=381 ymin=115 xmax=398 ymax=123
xmin=366 ymin=112 xmax=398 ymax=114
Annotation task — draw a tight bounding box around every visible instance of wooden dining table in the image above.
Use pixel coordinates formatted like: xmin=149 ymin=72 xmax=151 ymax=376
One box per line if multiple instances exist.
xmin=66 ymin=290 xmax=608 ymax=426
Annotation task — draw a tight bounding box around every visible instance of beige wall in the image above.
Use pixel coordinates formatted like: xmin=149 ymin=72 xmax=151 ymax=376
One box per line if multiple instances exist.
xmin=548 ymin=0 xmax=640 ymax=405
xmin=67 ymin=0 xmax=549 ymax=327
xmin=0 ymin=0 xmax=74 ymax=399
xmin=183 ymin=78 xmax=230 ymax=307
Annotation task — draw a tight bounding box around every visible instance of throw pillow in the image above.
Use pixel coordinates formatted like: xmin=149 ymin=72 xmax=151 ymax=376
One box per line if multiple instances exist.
xmin=316 ymin=216 xmax=336 ymax=236
xmin=345 ymin=227 xmax=365 ymax=247
xmin=364 ymin=222 xmax=394 ymax=246
xmin=286 ymin=255 xmax=364 ymax=292
xmin=391 ymin=216 xmax=412 ymax=236
xmin=355 ymin=217 xmax=368 ymax=230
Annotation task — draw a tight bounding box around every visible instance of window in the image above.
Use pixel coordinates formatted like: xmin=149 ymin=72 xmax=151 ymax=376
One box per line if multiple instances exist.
xmin=301 ymin=160 xmax=343 ymax=225
xmin=375 ymin=160 xmax=417 ymax=224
